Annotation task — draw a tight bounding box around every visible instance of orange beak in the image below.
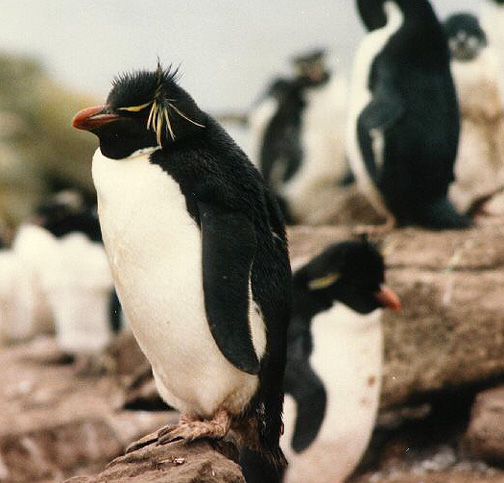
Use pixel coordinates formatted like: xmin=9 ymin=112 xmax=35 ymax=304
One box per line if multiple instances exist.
xmin=375 ymin=285 xmax=401 ymax=311
xmin=71 ymin=105 xmax=119 ymax=131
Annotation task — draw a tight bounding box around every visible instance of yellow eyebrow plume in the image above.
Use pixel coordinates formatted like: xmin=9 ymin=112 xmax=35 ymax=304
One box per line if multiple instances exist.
xmin=118 ymin=101 xmax=153 ymax=113
xmin=308 ymin=272 xmax=341 ymax=291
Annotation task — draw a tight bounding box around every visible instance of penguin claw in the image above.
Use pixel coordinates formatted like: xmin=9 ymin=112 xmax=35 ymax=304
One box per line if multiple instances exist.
xmin=157 ymin=410 xmax=232 ymax=445
xmin=125 ymin=435 xmax=158 ymax=453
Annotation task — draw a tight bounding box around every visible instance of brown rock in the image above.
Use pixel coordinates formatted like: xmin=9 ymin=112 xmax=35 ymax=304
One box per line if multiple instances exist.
xmin=0 ymin=336 xmax=174 ymax=482
xmin=65 ymin=436 xmax=245 ymax=483
xmin=288 ymin=219 xmax=504 ymax=407
xmin=466 ymin=386 xmax=504 ymax=463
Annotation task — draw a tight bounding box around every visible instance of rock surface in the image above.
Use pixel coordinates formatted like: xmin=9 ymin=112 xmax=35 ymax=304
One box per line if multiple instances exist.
xmin=466 ymin=387 xmax=504 ymax=464
xmin=0 ymin=337 xmax=174 ymax=482
xmin=288 ymin=219 xmax=504 ymax=408
xmin=65 ymin=436 xmax=245 ymax=483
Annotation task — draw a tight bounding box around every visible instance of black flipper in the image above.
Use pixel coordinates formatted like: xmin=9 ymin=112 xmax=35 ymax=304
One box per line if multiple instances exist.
xmin=284 ymin=316 xmax=327 ymax=453
xmin=358 ymin=81 xmax=404 ymax=183
xmin=198 ymin=201 xmax=260 ymax=375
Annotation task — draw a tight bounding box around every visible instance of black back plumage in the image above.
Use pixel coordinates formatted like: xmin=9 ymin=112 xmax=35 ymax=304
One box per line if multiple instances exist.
xmin=83 ymin=64 xmax=292 ymax=465
xmin=356 ymin=0 xmax=470 ymax=229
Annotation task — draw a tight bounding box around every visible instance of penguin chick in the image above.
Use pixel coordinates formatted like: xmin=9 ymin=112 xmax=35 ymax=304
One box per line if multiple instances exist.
xmin=445 ymin=13 xmax=504 ymax=215
xmin=347 ymin=0 xmax=471 ymax=230
xmin=72 ymin=64 xmax=291 ymax=466
xmin=242 ymin=239 xmax=400 ymax=483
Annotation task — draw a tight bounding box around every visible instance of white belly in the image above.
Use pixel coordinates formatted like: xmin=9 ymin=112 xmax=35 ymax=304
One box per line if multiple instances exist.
xmin=92 ymin=148 xmax=260 ymax=417
xmin=346 ymin=2 xmax=404 ymax=218
xmin=282 ymin=304 xmax=383 ymax=483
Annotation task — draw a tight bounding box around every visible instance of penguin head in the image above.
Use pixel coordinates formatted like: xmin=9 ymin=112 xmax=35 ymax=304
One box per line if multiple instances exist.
xmin=294 ymin=239 xmax=400 ymax=315
xmin=72 ymin=63 xmax=206 ymax=159
xmin=357 ymin=0 xmax=387 ymax=31
xmin=291 ymin=48 xmax=329 ymax=84
xmin=32 ymin=190 xmax=100 ymax=241
xmin=444 ymin=13 xmax=487 ymax=62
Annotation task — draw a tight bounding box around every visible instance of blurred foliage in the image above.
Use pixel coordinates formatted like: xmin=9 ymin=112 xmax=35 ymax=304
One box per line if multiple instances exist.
xmin=0 ymin=52 xmax=98 ymax=228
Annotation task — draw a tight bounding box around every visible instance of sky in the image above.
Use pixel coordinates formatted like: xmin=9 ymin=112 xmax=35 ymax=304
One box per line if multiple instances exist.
xmin=0 ymin=0 xmax=488 ymax=113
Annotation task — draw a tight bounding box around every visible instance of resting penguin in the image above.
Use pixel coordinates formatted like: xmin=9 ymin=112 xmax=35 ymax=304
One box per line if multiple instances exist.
xmin=445 ymin=13 xmax=504 ymax=216
xmin=72 ymin=64 xmax=291 ymax=466
xmin=347 ymin=0 xmax=471 ymax=230
xmin=241 ymin=239 xmax=400 ymax=483
xmin=249 ymin=49 xmax=349 ymax=224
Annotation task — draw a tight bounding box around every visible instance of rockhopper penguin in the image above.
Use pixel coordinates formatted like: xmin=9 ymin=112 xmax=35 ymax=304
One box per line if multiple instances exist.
xmin=249 ymin=49 xmax=349 ymax=224
xmin=72 ymin=64 xmax=291 ymax=466
xmin=242 ymin=239 xmax=400 ymax=483
xmin=347 ymin=0 xmax=471 ymax=229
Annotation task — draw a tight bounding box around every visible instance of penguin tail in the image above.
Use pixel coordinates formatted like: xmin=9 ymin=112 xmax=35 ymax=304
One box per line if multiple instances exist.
xmin=415 ymin=197 xmax=472 ymax=230
xmin=240 ymin=447 xmax=285 ymax=483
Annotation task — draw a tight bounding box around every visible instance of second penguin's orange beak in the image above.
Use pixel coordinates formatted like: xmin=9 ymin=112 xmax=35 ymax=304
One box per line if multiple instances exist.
xmin=375 ymin=285 xmax=401 ymax=311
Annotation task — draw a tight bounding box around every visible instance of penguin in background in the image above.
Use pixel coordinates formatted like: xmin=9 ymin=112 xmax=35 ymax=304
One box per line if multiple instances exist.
xmin=32 ymin=192 xmax=118 ymax=360
xmin=249 ymin=48 xmax=349 ymax=224
xmin=72 ymin=64 xmax=291 ymax=466
xmin=445 ymin=13 xmax=504 ymax=216
xmin=347 ymin=0 xmax=471 ymax=230
xmin=0 ymin=191 xmax=121 ymax=367
xmin=480 ymin=0 xmax=504 ymax=97
xmin=242 ymin=239 xmax=400 ymax=483
xmin=0 ymin=227 xmax=53 ymax=346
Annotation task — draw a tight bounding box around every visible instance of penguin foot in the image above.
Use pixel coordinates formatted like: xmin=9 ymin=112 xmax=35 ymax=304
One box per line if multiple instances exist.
xmin=157 ymin=409 xmax=232 ymax=445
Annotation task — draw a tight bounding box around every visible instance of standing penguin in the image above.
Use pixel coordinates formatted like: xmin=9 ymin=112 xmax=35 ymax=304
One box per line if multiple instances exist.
xmin=481 ymin=0 xmax=504 ymax=97
xmin=72 ymin=64 xmax=291 ymax=466
xmin=249 ymin=49 xmax=349 ymax=224
xmin=445 ymin=13 xmax=504 ymax=216
xmin=242 ymin=239 xmax=400 ymax=483
xmin=347 ymin=0 xmax=470 ymax=229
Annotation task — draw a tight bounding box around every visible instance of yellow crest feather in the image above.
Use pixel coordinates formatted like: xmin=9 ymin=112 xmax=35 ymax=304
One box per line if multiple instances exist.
xmin=308 ymin=272 xmax=341 ymax=291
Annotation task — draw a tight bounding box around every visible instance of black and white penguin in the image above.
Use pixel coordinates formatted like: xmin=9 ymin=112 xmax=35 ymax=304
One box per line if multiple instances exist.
xmin=32 ymin=191 xmax=118 ymax=357
xmin=249 ymin=49 xmax=348 ymax=224
xmin=242 ymin=239 xmax=400 ymax=483
xmin=72 ymin=64 xmax=291 ymax=466
xmin=445 ymin=13 xmax=504 ymax=216
xmin=347 ymin=0 xmax=471 ymax=230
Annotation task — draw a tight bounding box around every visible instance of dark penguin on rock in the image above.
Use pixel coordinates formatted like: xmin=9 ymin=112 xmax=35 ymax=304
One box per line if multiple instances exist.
xmin=71 ymin=64 xmax=291 ymax=467
xmin=347 ymin=0 xmax=471 ymax=230
xmin=242 ymin=239 xmax=400 ymax=483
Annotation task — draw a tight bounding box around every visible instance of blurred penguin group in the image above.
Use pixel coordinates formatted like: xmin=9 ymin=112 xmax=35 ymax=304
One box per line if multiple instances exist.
xmin=249 ymin=0 xmax=504 ymax=230
xmin=0 ymin=189 xmax=122 ymax=371
xmin=0 ymin=1 xmax=503 ymax=483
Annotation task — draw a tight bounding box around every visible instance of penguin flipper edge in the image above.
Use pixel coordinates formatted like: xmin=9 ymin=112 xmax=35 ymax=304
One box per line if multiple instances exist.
xmin=198 ymin=201 xmax=261 ymax=375
xmin=360 ymin=94 xmax=404 ymax=132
